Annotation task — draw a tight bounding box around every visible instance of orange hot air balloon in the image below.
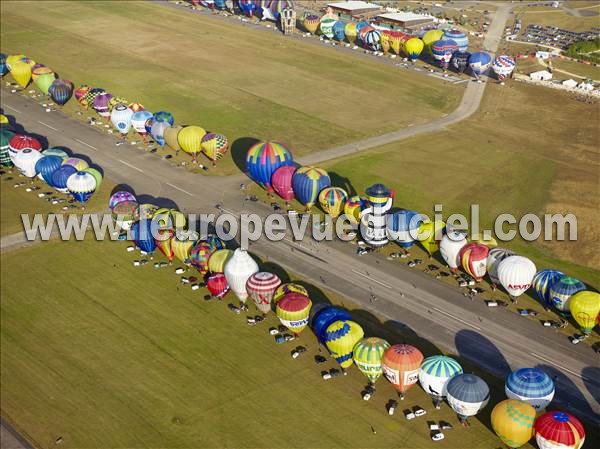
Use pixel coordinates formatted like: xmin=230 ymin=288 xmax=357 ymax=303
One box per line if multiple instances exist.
xmin=382 ymin=344 xmax=424 ymax=399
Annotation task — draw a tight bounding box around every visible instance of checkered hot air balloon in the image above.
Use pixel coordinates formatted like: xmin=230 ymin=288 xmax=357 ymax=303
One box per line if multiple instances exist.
xmin=201 ymin=132 xmax=229 ymax=163
xmin=246 ymin=272 xmax=282 ymax=314
xmin=505 ymin=368 xmax=555 ymax=410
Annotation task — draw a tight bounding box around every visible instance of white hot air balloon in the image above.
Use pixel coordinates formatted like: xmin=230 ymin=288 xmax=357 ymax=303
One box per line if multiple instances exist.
xmin=14 ymin=148 xmax=42 ymax=177
xmin=486 ymin=247 xmax=516 ymax=285
xmin=224 ymin=249 xmax=259 ymax=303
xmin=497 ymin=255 xmax=536 ymax=300
xmin=66 ymin=171 xmax=97 ymax=206
xmin=439 ymin=230 xmax=468 ymax=271
xmin=419 ymin=355 xmax=463 ymax=408
xmin=111 ymin=104 xmax=134 ymax=136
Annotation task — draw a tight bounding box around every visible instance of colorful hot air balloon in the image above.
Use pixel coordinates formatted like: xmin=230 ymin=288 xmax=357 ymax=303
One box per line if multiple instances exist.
xmin=273 ymin=283 xmax=308 ymax=305
xmin=487 ymin=248 xmax=516 ymax=285
xmin=208 ymin=248 xmax=233 ymax=273
xmin=205 ymin=234 xmax=225 ymax=252
xmin=153 ymin=111 xmax=174 ymax=125
xmin=152 ymin=208 xmax=186 ymax=230
xmin=386 ymin=31 xmax=403 ymax=55
xmin=42 ymin=148 xmax=68 ymax=159
xmin=155 ymin=229 xmax=175 ymax=262
xmin=497 ymin=256 xmax=536 ymax=300
xmin=324 ymin=320 xmax=363 ymax=368
xmin=357 ymin=25 xmax=374 ymax=47
xmin=268 ymin=0 xmax=293 ymax=19
xmin=446 ymin=373 xmax=490 ymax=423
xmin=468 ymin=52 xmax=492 ymax=76
xmin=439 ymin=231 xmax=468 ymax=271
xmin=82 ymin=87 xmax=104 ymax=109
xmin=404 ymin=37 xmax=424 ymax=60
xmin=344 ymin=22 xmax=358 ymax=44
xmin=131 ymin=111 xmax=153 ymax=142
xmin=320 ymin=18 xmax=336 ymax=39
xmin=83 ymin=167 xmax=102 ymax=191
xmin=355 ymin=21 xmax=369 ymax=40
xmin=93 ymin=92 xmax=113 ymax=120
xmin=201 ymin=133 xmax=229 ymax=163
xmin=422 ymin=29 xmax=444 ymax=52
xmin=246 ymin=272 xmax=282 ymax=314
xmin=51 ymin=165 xmax=77 ymax=193
xmin=63 ymin=157 xmax=88 ymax=172
xmin=303 ymin=14 xmax=320 ymax=34
xmin=353 ymin=337 xmax=390 ymax=384
xmin=533 ymin=411 xmax=585 ymax=449
xmin=343 ymin=196 xmax=365 ymax=225
xmin=131 ymin=220 xmax=157 ymax=254
xmin=207 ymin=273 xmax=229 ymax=299
xmin=224 ymin=249 xmax=259 ymax=303
xmin=459 ymin=242 xmax=489 ymax=281
xmin=569 ymin=291 xmax=600 ymax=334
xmin=246 ymin=141 xmax=294 ymax=192
xmin=431 ymin=39 xmax=458 ymax=69
xmin=109 ymin=191 xmax=137 ymax=210
xmin=451 ymin=51 xmax=471 ymax=73
xmin=505 ymin=368 xmax=555 ymax=411
xmin=311 ymin=306 xmax=351 ymax=343
xmin=419 ymin=355 xmax=463 ymax=408
xmin=9 ymin=61 xmax=32 ymax=88
xmin=417 ymin=220 xmax=446 ymax=256
xmin=128 ymin=102 xmax=144 ymax=113
xmin=137 ymin=203 xmax=158 ymax=221
xmin=443 ymin=29 xmax=468 ymax=52
xmin=74 ymin=85 xmax=90 ymax=102
xmin=111 ymin=104 xmax=134 ymax=136
xmin=178 ymin=125 xmax=206 ymax=162
xmin=364 ymin=29 xmax=381 ymax=51
xmin=13 ymin=148 xmax=42 ymax=178
xmin=239 ymin=0 xmax=258 ymax=17
xmin=171 ymin=230 xmax=199 ymax=263
xmin=277 ymin=293 xmax=312 ymax=335
xmin=332 ymin=21 xmax=346 ymax=41
xmin=66 ymin=171 xmax=97 ymax=206
xmin=0 ymin=53 xmax=7 ymax=76
xmin=32 ymin=66 xmax=55 ymax=94
xmin=491 ymin=400 xmax=536 ymax=448
xmin=549 ymin=277 xmax=586 ymax=313
xmin=111 ymin=200 xmax=138 ymax=231
xmin=387 ymin=210 xmax=422 ymax=248
xmin=1 ymin=129 xmax=15 ymax=167
xmin=492 ymin=55 xmax=516 ymax=81
xmin=151 ymin=120 xmax=171 ymax=147
xmin=48 ymin=79 xmax=73 ymax=105
xmin=108 ymin=96 xmax=128 ymax=111
xmin=532 ymin=269 xmax=564 ymax=307
xmin=382 ymin=344 xmax=424 ymax=398
xmin=189 ymin=241 xmax=212 ymax=274
xmin=8 ymin=134 xmax=41 ymax=162
xmin=292 ymin=166 xmax=331 ymax=209
xmin=318 ymin=187 xmax=347 ymax=219
xmin=380 ymin=31 xmax=391 ymax=53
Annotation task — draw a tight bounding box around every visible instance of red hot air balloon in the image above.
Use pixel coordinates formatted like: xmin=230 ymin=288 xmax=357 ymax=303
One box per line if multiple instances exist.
xmin=533 ymin=411 xmax=585 ymax=449
xmin=246 ymin=272 xmax=282 ymax=315
xmin=382 ymin=344 xmax=424 ymax=399
xmin=271 ymin=165 xmax=297 ymax=203
xmin=459 ymin=242 xmax=490 ymax=281
xmin=207 ymin=273 xmax=229 ymax=299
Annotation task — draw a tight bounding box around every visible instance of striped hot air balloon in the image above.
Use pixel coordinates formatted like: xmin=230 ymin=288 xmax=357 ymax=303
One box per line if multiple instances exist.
xmin=459 ymin=242 xmax=489 ymax=281
xmin=443 ymin=29 xmax=468 ymax=52
xmin=432 ymin=39 xmax=458 ymax=69
xmin=324 ymin=320 xmax=364 ymax=368
xmin=344 ymin=196 xmax=366 ymax=225
xmin=246 ymin=272 xmax=282 ymax=314
xmin=487 ymin=248 xmax=516 ymax=285
xmin=505 ymin=368 xmax=555 ymax=411
xmin=171 ymin=230 xmax=199 ymax=263
xmin=318 ymin=187 xmax=347 ymax=219
xmin=152 ymin=208 xmax=186 ymax=230
xmin=532 ymin=269 xmax=564 ymax=307
xmin=246 ymin=141 xmax=294 ymax=192
xmin=446 ymin=373 xmax=490 ymax=423
xmin=549 ymin=276 xmax=585 ymax=313
xmin=66 ymin=171 xmax=97 ymax=206
xmin=303 ymin=14 xmax=320 ymax=34
xmin=155 ymin=229 xmax=175 ymax=262
xmin=292 ymin=166 xmax=331 ymax=209
xmin=276 ymin=293 xmax=312 ymax=335
xmin=382 ymin=344 xmax=424 ymax=398
xmin=48 ymin=79 xmax=73 ymax=105
xmin=419 ymin=355 xmax=463 ymax=407
xmin=311 ymin=306 xmax=351 ymax=343
xmin=353 ymin=337 xmax=390 ymax=384
xmin=533 ymin=411 xmax=585 ymax=449
xmin=35 ymin=155 xmax=63 ymax=186
xmin=492 ymin=55 xmax=516 ymax=81
xmin=364 ymin=29 xmax=381 ymax=51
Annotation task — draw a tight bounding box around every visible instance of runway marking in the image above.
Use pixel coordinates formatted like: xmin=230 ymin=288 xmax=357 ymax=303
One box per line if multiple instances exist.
xmin=166 ymin=182 xmax=194 ymax=197
xmin=73 ymin=138 xmax=98 ymax=151
xmin=4 ymin=104 xmax=21 ymax=114
xmin=530 ymin=352 xmax=591 ymax=381
xmin=37 ymin=120 xmax=58 ymax=131
xmin=351 ymin=269 xmax=392 ymax=289
xmin=433 ymin=307 xmax=482 ymax=331
xmin=118 ymin=159 xmax=143 ymax=173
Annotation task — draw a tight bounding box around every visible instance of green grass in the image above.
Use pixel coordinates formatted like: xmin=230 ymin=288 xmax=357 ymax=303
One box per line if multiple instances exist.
xmin=0 ymin=0 xmax=461 ymax=175
xmin=550 ymin=58 xmax=600 ymax=80
xmin=515 ymin=6 xmax=600 ymax=32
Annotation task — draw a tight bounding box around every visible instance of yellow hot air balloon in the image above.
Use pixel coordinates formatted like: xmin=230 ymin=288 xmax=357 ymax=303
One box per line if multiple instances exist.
xmin=164 ymin=125 xmax=183 ymax=152
xmin=276 ymin=293 xmax=312 ymax=335
xmin=404 ymin=37 xmax=425 ymax=61
xmin=344 ymin=22 xmax=358 ymax=44
xmin=6 ymin=54 xmax=26 ymax=69
xmin=569 ymin=291 xmax=600 ymax=335
xmin=171 ymin=230 xmax=199 ymax=263
xmin=417 ymin=220 xmax=446 ymax=256
xmin=9 ymin=61 xmax=32 ymax=88
xmin=380 ymin=33 xmax=391 ymax=54
xmin=491 ymin=400 xmax=535 ymax=448
xmin=178 ymin=125 xmax=206 ymax=162
xmin=152 ymin=208 xmax=186 ymax=230
xmin=208 ymin=248 xmax=234 ymax=273
xmin=319 ymin=187 xmax=348 ymax=219
xmin=324 ymin=320 xmax=364 ymax=369
xmin=422 ymin=29 xmax=444 ymax=52
xmin=343 ymin=196 xmax=364 ymax=225
xmin=273 ymin=283 xmax=308 ymax=304
xmin=303 ymin=14 xmax=320 ymax=34
xmin=0 ymin=114 xmax=8 ymax=125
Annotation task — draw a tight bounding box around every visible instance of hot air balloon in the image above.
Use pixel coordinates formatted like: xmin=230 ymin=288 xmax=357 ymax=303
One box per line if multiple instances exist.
xmin=357 ymin=25 xmax=374 ymax=47
xmin=32 ymin=66 xmax=55 ymax=95
xmin=42 ymin=148 xmax=68 ymax=159
xmin=446 ymin=373 xmax=490 ymax=423
xmin=111 ymin=104 xmax=134 ymax=136
xmin=382 ymin=344 xmax=423 ymax=399
xmin=468 ymin=52 xmax=492 ymax=77
xmin=239 ymin=0 xmax=258 ymax=17
xmin=9 ymin=61 xmax=32 ymax=88
xmin=432 ymin=39 xmax=458 ymax=69
xmin=131 ymin=220 xmax=157 ymax=254
xmin=380 ymin=31 xmax=391 ymax=53
xmin=451 ymin=51 xmax=471 ymax=73
xmin=487 ymin=248 xmax=516 ymax=285
xmin=1 ymin=129 xmax=15 ymax=167
xmin=162 ymin=125 xmax=182 ymax=152
xmin=246 ymin=141 xmax=294 ymax=192
xmin=152 ymin=208 xmax=186 ymax=230
xmin=83 ymin=167 xmax=102 ymax=191
xmin=48 ymin=79 xmax=73 ymax=105
xmin=93 ymin=92 xmax=113 ymax=120
xmin=417 ymin=219 xmax=446 ymax=256
xmin=0 ymin=53 xmax=7 ymax=76
xmin=67 ymin=171 xmax=97 ymax=206
xmin=208 ymin=248 xmax=233 ymax=273
xmin=9 ymin=134 xmax=41 ymax=162
xmin=189 ymin=241 xmax=212 ymax=274
xmin=459 ymin=242 xmax=489 ymax=281
xmin=443 ymin=29 xmax=468 ymax=52
xmin=533 ymin=411 xmax=585 ymax=449
xmin=491 ymin=400 xmax=536 ymax=448
xmin=207 ymin=273 xmax=229 ymax=299
xmin=439 ymin=230 xmax=468 ymax=271
xmin=224 ymin=249 xmax=259 ymax=303
xmin=270 ymin=165 xmax=296 ymax=202
xmin=532 ymin=269 xmax=564 ymax=307
xmin=13 ymin=148 xmax=42 ymax=178
xmin=273 ymin=283 xmax=308 ymax=305
xmin=418 ymin=355 xmax=463 ymax=408
xmin=422 ymin=29 xmax=444 ymax=52
xmin=52 ymin=165 xmax=77 ymax=193
xmin=404 ymin=37 xmax=424 ymax=60
xmin=549 ymin=276 xmax=585 ymax=313
xmin=276 ymin=293 xmax=312 ymax=335
xmin=355 ymin=21 xmax=369 ymax=39
xmin=63 ymin=157 xmax=88 ymax=172
xmin=128 ymin=102 xmax=144 ymax=113
xmin=385 ymin=31 xmax=403 ymax=55
xmin=343 ymin=196 xmax=365 ymax=225
xmin=492 ymin=55 xmax=516 ymax=81
xmin=364 ymin=29 xmax=381 ymax=51
xmin=74 ymin=85 xmax=90 ymax=102
xmin=311 ymin=306 xmax=352 ymax=343
xmin=137 ymin=203 xmax=158 ymax=221
xmin=292 ymin=166 xmax=331 ymax=210
xmin=324 ymin=320 xmax=363 ymax=368
xmin=332 ymin=21 xmax=346 ymax=41
xmin=318 ymin=187 xmax=347 ymax=219
xmin=505 ymin=368 xmax=555 ymax=410
xmin=155 ymin=229 xmax=175 ymax=262
xmin=108 ymin=96 xmax=128 ymax=111
xmin=268 ymin=0 xmax=293 ymax=20
xmin=153 ymin=111 xmax=174 ymax=125
xmin=353 ymin=337 xmax=390 ymax=385
xmin=386 ymin=210 xmax=422 ymax=248
xmin=178 ymin=125 xmax=206 ymax=162
xmin=109 ymin=191 xmax=136 ymax=210
xmin=81 ymin=87 xmax=104 ymax=109
xmin=497 ymin=256 xmax=536 ymax=301
xmin=111 ymin=200 xmax=138 ymax=231
xmin=131 ymin=111 xmax=153 ymax=142
xmin=303 ymin=14 xmax=320 ymax=34
xmin=172 ymin=230 xmax=199 ymax=263
xmin=569 ymin=291 xmax=600 ymax=334
xmin=201 ymin=133 xmax=229 ymax=163
xmin=151 ymin=120 xmax=171 ymax=147
xmin=246 ymin=272 xmax=282 ymax=314
xmin=320 ymin=18 xmax=336 ymax=39
xmin=344 ymin=22 xmax=358 ymax=44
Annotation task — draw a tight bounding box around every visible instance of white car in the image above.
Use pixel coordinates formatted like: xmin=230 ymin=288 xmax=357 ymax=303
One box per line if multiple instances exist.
xmin=405 ymin=412 xmax=415 ymax=420
xmin=431 ymin=432 xmax=445 ymax=441
xmin=414 ymin=408 xmax=427 ymax=417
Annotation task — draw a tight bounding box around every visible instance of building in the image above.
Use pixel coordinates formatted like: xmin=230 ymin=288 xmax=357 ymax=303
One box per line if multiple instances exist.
xmin=374 ymin=12 xmax=436 ymax=31
xmin=326 ymin=1 xmax=382 ymax=20
xmin=530 ymin=70 xmax=553 ymax=81
xmin=578 ymin=82 xmax=594 ymax=91
xmin=562 ymin=79 xmax=578 ymax=88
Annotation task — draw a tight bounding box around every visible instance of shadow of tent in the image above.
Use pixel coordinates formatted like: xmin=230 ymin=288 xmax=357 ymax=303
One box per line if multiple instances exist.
xmin=328 ymin=171 xmax=357 ymax=197
xmin=111 ymin=183 xmax=137 ymax=197
xmin=230 ymin=137 xmax=260 ymax=176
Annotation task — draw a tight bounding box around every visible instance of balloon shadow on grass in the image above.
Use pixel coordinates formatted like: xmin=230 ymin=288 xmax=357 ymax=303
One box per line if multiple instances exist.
xmin=231 ymin=137 xmax=260 ymax=176
xmin=328 ymin=171 xmax=357 ymax=197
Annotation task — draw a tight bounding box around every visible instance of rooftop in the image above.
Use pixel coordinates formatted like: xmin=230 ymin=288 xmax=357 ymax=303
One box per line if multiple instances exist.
xmin=377 ymin=12 xmax=435 ymax=22
xmin=327 ymin=1 xmax=382 ymax=11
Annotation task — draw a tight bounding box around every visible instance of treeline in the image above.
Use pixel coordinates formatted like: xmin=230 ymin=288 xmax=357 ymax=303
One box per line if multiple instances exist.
xmin=564 ymin=38 xmax=600 ymax=64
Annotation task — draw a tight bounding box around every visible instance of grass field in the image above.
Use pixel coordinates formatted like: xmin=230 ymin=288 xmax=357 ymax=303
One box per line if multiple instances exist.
xmin=514 ymin=5 xmax=600 ymax=32
xmin=550 ymin=58 xmax=600 ymax=80
xmin=0 ymin=0 xmax=461 ymax=174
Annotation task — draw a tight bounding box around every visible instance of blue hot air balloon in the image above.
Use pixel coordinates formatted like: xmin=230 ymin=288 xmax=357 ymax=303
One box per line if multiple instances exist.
xmin=131 ymin=220 xmax=158 ymax=254
xmin=51 ymin=165 xmax=77 ymax=193
xmin=549 ymin=276 xmax=586 ymax=313
xmin=292 ymin=166 xmax=331 ymax=209
xmin=245 ymin=141 xmax=294 ymax=192
xmin=153 ymin=111 xmax=174 ymax=126
xmin=387 ymin=209 xmax=422 ymax=248
xmin=35 ymin=155 xmax=63 ymax=186
xmin=451 ymin=51 xmax=471 ymax=73
xmin=446 ymin=373 xmax=490 ymax=422
xmin=67 ymin=171 xmax=97 ymax=205
xmin=332 ymin=21 xmax=346 ymax=41
xmin=151 ymin=121 xmax=171 ymax=147
xmin=443 ymin=29 xmax=468 ymax=52
xmin=48 ymin=79 xmax=73 ymax=105
xmin=468 ymin=52 xmax=492 ymax=76
xmin=532 ymin=269 xmax=565 ymax=307
xmin=214 ymin=0 xmax=226 ymax=9
xmin=312 ymin=306 xmax=352 ymax=343
xmin=239 ymin=0 xmax=258 ymax=16
xmin=505 ymin=367 xmax=555 ymax=411
xmin=0 ymin=53 xmax=8 ymax=76
xmin=431 ymin=39 xmax=458 ymax=69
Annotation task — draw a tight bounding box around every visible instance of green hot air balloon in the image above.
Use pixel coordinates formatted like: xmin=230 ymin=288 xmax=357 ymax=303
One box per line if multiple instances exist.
xmin=353 ymin=337 xmax=390 ymax=384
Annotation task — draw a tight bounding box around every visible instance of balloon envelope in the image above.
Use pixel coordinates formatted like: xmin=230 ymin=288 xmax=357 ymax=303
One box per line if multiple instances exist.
xmin=446 ymin=373 xmax=490 ymax=419
xmin=319 ymin=187 xmax=347 ymax=218
xmin=246 ymin=141 xmax=294 ymax=191
xmin=292 ymin=166 xmax=331 ymax=208
xmin=131 ymin=220 xmax=157 ymax=253
xmin=549 ymin=276 xmax=585 ymax=312
xmin=491 ymin=399 xmax=536 ymax=448
xmin=382 ymin=344 xmax=424 ymax=394
xmin=246 ymin=272 xmax=282 ymax=314
xmin=569 ymin=291 xmax=600 ymax=334
xmin=353 ymin=337 xmax=390 ymax=384
xmin=487 ymin=248 xmax=516 ymax=285
xmin=532 ymin=269 xmax=564 ymax=306
xmin=459 ymin=242 xmax=489 ymax=281
xmin=419 ymin=355 xmax=463 ymax=400
xmin=312 ymin=306 xmax=352 ymax=343
xmin=533 ymin=411 xmax=585 ymax=449
xmin=224 ymin=249 xmax=259 ymax=302
xmin=505 ymin=368 xmax=555 ymax=410
xmin=324 ymin=320 xmax=364 ymax=368
xmin=439 ymin=231 xmax=468 ymax=269
xmin=497 ymin=255 xmax=536 ymax=298
xmin=277 ymin=293 xmax=312 ymax=335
